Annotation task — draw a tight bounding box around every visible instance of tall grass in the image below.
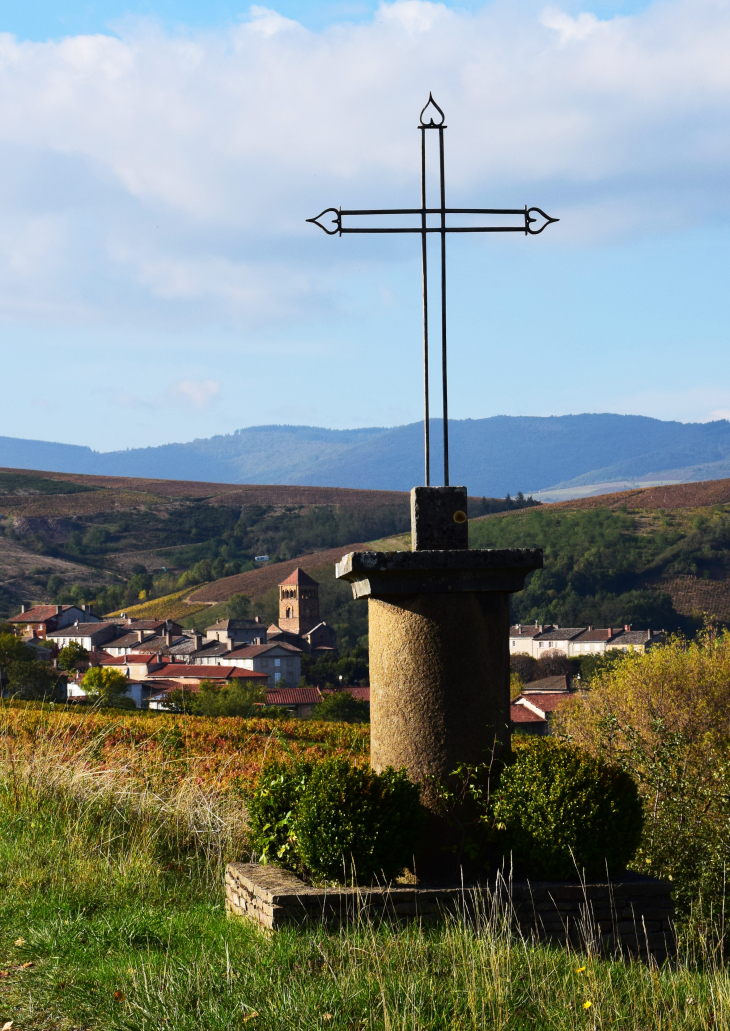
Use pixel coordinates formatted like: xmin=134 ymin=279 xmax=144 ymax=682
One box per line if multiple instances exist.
xmin=2 ymin=703 xmax=730 ymax=1030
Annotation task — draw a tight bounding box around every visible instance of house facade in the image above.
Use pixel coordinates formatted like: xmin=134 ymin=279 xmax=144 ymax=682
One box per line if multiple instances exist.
xmin=8 ymin=604 xmax=99 ymax=636
xmin=222 ymin=642 xmax=302 ymax=686
xmin=510 ymin=623 xmax=665 ymax=658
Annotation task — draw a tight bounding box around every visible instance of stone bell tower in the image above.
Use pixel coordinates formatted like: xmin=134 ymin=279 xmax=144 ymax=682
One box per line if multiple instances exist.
xmin=278 ymin=568 xmax=320 ymax=635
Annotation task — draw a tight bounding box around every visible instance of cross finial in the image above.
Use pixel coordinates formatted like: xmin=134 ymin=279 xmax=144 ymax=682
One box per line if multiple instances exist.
xmin=419 ymin=93 xmax=446 ymax=128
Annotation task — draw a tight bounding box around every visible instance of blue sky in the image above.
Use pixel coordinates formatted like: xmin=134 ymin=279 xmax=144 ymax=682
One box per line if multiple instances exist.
xmin=2 ymin=0 xmax=653 ymax=38
xmin=1 ymin=0 xmax=730 ymax=452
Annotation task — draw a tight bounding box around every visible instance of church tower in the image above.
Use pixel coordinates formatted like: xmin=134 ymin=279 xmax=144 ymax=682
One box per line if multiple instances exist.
xmin=278 ymin=568 xmax=320 ymax=635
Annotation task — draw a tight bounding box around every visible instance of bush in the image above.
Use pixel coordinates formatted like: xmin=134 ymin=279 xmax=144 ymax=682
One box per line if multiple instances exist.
xmin=493 ymin=739 xmax=642 ymax=879
xmin=5 ymin=660 xmax=61 ymax=701
xmin=80 ymin=667 xmax=131 ymax=707
xmin=248 ymin=757 xmax=421 ymax=884
xmin=165 ymin=678 xmax=264 ymax=717
xmin=556 ymin=629 xmax=730 ymax=912
xmin=313 ymin=691 xmax=369 ymax=723
xmin=58 ymin=642 xmax=89 ymax=671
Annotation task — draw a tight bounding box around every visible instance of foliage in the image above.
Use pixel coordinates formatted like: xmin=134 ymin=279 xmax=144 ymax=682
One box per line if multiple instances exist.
xmin=248 ymin=756 xmax=421 ymax=884
xmin=5 ymin=660 xmax=62 ymax=701
xmin=470 ymin=506 xmax=690 ymax=632
xmin=300 ymin=645 xmax=369 ymax=687
xmin=226 ymin=592 xmax=251 ymax=618
xmin=80 ymin=666 xmax=132 ymax=707
xmin=245 ymin=758 xmax=313 ymax=869
xmin=0 ymin=471 xmax=97 ymax=494
xmin=0 ymin=706 xmax=369 ymax=795
xmin=57 ymin=641 xmax=89 ymax=670
xmin=493 ymin=739 xmax=643 ymax=879
xmin=470 ymin=491 xmax=541 ymax=516
xmin=165 ymin=678 xmax=265 ymax=718
xmin=314 ymin=691 xmax=370 ymax=723
xmin=0 ymin=632 xmax=34 ymax=668
xmin=557 ymin=629 xmax=730 ymax=913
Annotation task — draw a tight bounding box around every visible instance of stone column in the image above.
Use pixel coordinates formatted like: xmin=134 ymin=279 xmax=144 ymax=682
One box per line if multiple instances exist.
xmin=335 ymin=486 xmax=541 ymax=882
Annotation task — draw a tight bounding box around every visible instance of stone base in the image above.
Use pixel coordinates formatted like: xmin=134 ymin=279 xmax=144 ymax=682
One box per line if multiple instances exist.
xmin=225 ymin=863 xmax=675 ymax=963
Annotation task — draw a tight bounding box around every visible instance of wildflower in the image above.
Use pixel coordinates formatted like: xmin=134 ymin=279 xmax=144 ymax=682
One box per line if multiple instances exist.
xmin=583 ymin=1000 xmax=592 ymax=1010
xmin=575 ymin=966 xmax=586 ymax=973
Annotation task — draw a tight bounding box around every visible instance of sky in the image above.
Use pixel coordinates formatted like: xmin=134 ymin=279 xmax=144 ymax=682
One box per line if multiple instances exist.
xmin=1 ymin=0 xmax=730 ymax=451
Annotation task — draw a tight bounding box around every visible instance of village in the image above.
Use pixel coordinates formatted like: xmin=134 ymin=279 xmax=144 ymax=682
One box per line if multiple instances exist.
xmin=4 ymin=567 xmax=364 ymax=718
xmin=2 ymin=569 xmax=664 ymax=732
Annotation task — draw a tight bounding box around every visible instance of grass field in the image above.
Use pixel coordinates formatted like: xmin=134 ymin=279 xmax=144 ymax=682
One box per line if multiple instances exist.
xmin=2 ymin=704 xmax=730 ymax=1030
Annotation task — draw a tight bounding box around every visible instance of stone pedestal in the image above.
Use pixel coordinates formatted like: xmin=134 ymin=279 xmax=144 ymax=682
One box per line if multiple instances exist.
xmin=226 ymin=862 xmax=676 ymax=964
xmin=335 ymin=487 xmax=542 ymax=881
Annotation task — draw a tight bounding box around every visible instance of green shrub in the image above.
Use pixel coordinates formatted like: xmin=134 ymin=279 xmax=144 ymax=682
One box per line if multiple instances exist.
xmin=313 ymin=691 xmax=370 ymax=723
xmin=247 ymin=759 xmax=313 ymax=869
xmin=248 ymin=757 xmax=420 ymax=884
xmin=493 ymin=739 xmax=642 ymax=880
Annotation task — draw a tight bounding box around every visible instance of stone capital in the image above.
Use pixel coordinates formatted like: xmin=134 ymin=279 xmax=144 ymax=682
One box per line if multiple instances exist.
xmin=335 ymin=548 xmax=543 ymax=598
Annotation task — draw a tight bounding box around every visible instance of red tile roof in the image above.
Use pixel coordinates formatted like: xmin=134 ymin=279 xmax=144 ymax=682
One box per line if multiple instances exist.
xmin=510 ymin=703 xmax=545 ymax=724
xmin=145 ymin=664 xmax=268 ymax=680
xmin=8 ymin=605 xmax=65 ymax=623
xmin=278 ymin=567 xmax=318 ymax=587
xmin=322 ymin=686 xmax=370 ymax=702
xmin=267 ymin=687 xmax=323 ymax=705
xmin=99 ymin=653 xmax=165 ymax=665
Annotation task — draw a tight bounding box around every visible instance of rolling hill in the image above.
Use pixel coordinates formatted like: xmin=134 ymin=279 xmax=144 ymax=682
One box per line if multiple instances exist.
xmin=5 ymin=413 xmax=730 ymax=497
xmin=0 ymin=468 xmax=415 ymax=619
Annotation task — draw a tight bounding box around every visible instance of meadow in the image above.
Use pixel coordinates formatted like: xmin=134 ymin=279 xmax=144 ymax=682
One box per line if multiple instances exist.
xmin=1 ymin=703 xmax=730 ymax=1029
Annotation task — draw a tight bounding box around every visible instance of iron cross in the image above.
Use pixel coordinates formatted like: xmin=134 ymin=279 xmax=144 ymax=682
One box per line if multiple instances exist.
xmin=307 ymin=94 xmax=559 ymax=487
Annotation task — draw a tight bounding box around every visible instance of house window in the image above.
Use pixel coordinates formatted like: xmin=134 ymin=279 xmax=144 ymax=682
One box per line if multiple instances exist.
xmin=274 ymin=672 xmax=282 ymax=683
xmin=275 ymin=659 xmax=281 ymax=667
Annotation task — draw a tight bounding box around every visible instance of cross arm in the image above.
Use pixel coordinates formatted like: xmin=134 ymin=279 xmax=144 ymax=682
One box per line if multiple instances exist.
xmin=306 ymin=206 xmax=559 ymax=236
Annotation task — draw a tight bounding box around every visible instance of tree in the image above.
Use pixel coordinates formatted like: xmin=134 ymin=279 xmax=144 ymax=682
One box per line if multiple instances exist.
xmin=80 ymin=667 xmax=132 ymax=707
xmin=510 ymin=653 xmax=537 ymax=684
xmin=226 ymin=593 xmax=251 ymax=619
xmin=6 ymin=660 xmax=61 ymax=700
xmin=0 ymin=633 xmax=34 ymax=668
xmin=536 ymin=649 xmax=574 ymax=678
xmin=58 ymin=642 xmax=89 ymax=671
xmin=165 ymin=678 xmax=264 ymax=717
xmin=312 ymin=691 xmax=369 ymax=723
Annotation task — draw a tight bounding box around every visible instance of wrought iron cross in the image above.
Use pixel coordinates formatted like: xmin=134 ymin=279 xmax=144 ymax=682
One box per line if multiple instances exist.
xmin=307 ymin=94 xmax=559 ymax=487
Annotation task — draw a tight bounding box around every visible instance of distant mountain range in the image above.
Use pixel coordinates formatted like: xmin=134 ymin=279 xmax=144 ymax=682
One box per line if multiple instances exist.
xmin=3 ymin=415 xmax=730 ymax=497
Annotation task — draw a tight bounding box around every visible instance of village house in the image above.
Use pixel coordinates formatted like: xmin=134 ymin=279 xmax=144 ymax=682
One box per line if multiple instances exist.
xmin=8 ymin=603 xmax=99 ymax=636
xmin=266 ymin=686 xmax=323 ymax=718
xmin=97 ymin=653 xmax=167 ymax=678
xmin=511 ymin=675 xmax=580 ymax=736
xmin=47 ymin=621 xmax=123 ymax=652
xmin=220 ymin=641 xmax=302 ymax=685
xmin=204 ymin=618 xmax=267 ymax=648
xmin=510 ymin=623 xmax=665 ymax=658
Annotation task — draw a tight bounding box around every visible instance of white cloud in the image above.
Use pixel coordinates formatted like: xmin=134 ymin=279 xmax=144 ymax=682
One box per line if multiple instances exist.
xmin=540 ymin=8 xmax=604 ymax=44
xmin=174 ymin=379 xmax=220 ymax=408
xmin=0 ymin=1 xmax=729 ymax=328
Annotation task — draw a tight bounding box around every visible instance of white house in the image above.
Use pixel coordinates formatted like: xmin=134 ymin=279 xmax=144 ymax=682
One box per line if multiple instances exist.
xmin=510 ymin=624 xmax=665 ymax=658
